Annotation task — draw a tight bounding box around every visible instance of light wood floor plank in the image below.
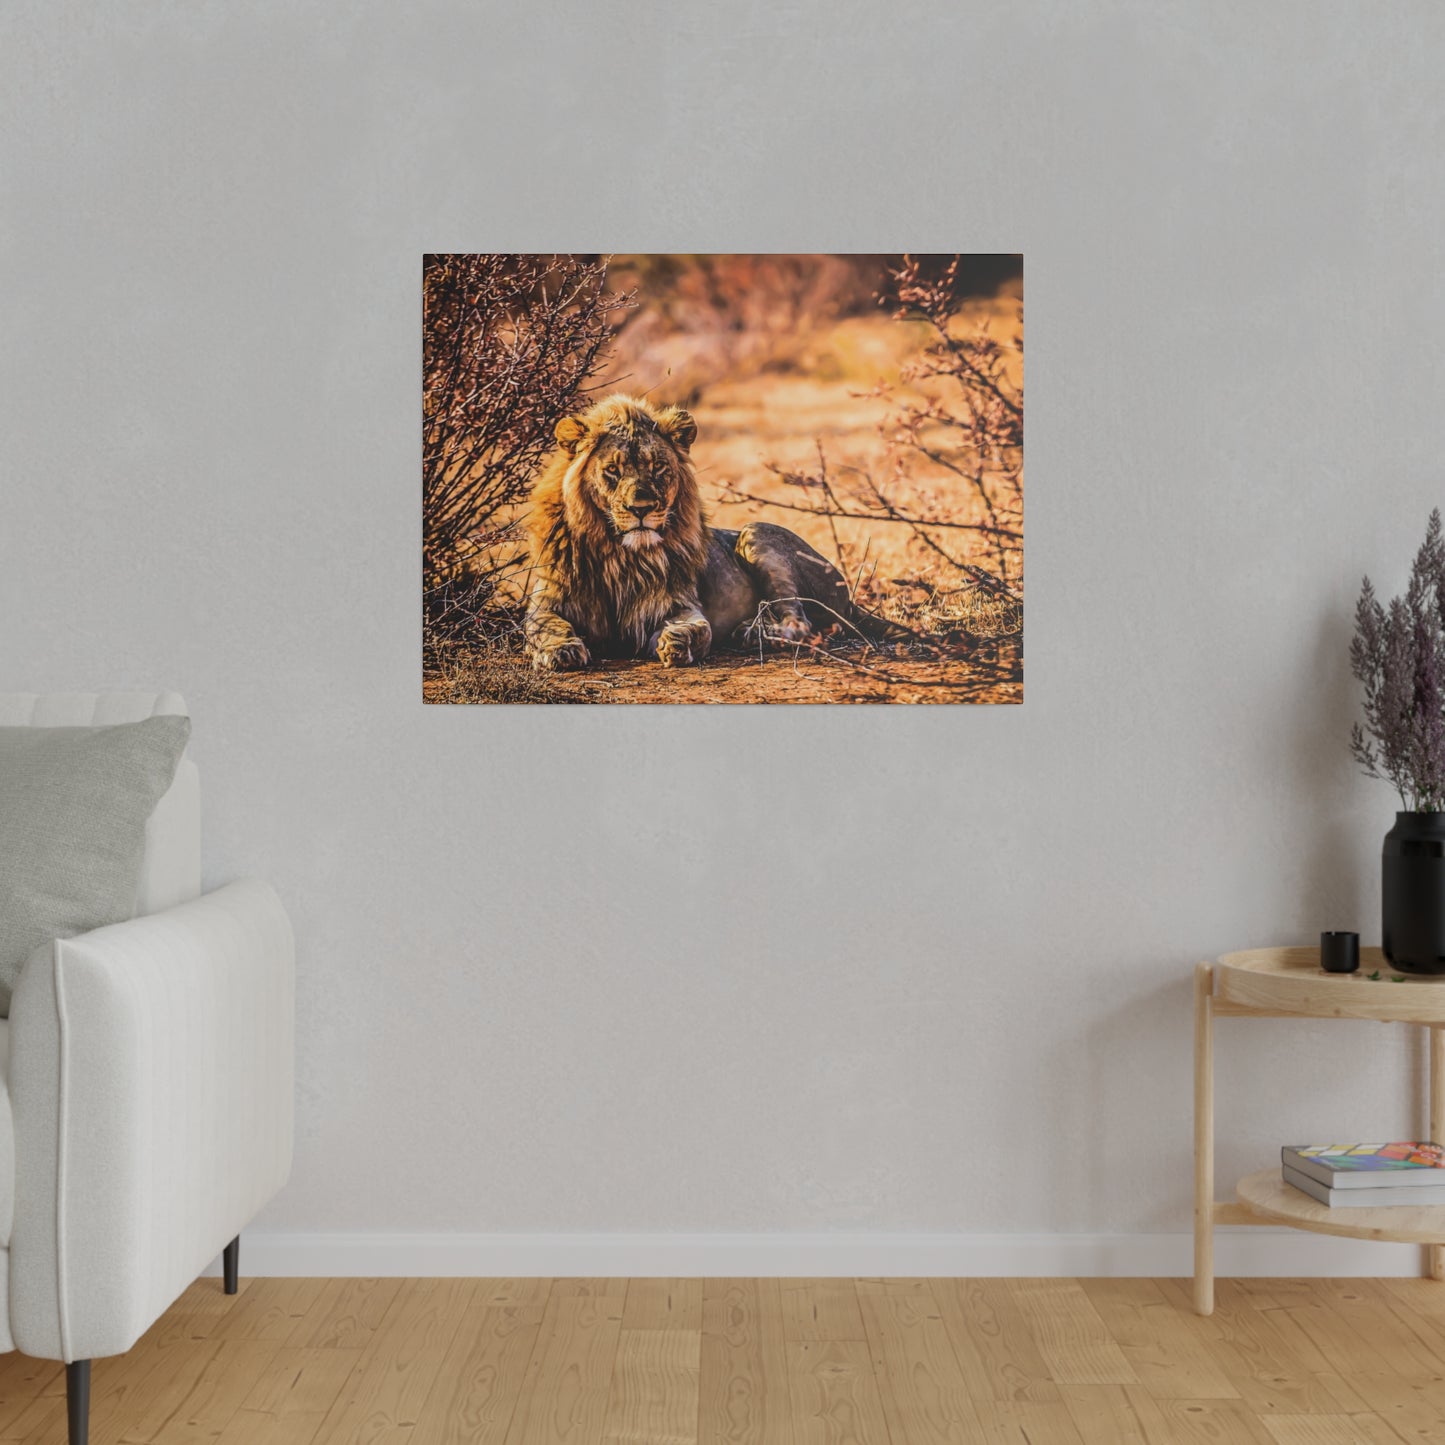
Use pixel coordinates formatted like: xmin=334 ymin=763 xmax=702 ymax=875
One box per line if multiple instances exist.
xmin=10 ymin=1396 xmax=65 ymax=1445
xmin=856 ymin=1279 xmax=982 ymax=1444
xmin=778 ymin=1284 xmax=864 ymax=1343
xmin=1207 ymin=1283 xmax=1375 ymax=1414
xmin=1006 ymin=1280 xmax=1138 ymax=1387
xmin=1058 ymin=1383 xmax=1154 ymax=1444
xmin=6 ymin=1376 xmax=68 ymax=1445
xmin=1269 ymin=1298 xmax=1403 ymax=1381
xmin=476 ymin=1281 xmax=556 ymax=1308
xmin=1309 ymin=1279 xmax=1445 ymax=1376
xmin=973 ymin=1398 xmax=1088 ymax=1444
xmin=1139 ymin=1398 xmax=1278 ymax=1445
xmin=1370 ymin=1276 xmax=1445 ymax=1359
xmin=0 ymin=1357 xmax=61 ymax=1438
xmin=552 ymin=1280 xmax=631 ymax=1299
xmin=623 ymin=1281 xmax=704 ymax=1332
xmin=310 ymin=1277 xmax=474 ymax=1443
xmin=930 ymin=1277 xmax=1059 ymax=1403
xmin=106 ymin=1335 xmax=223 ymax=1444
xmin=1165 ymin=1279 xmax=1364 ymax=1417
xmin=1259 ymin=1414 xmax=1403 ymax=1445
xmin=150 ymin=1339 xmax=283 ymax=1445
xmin=1340 ymin=1372 xmax=1445 ymax=1444
xmin=699 ymin=1279 xmax=793 ymax=1445
xmin=601 ymin=1329 xmax=700 ymax=1445
xmin=1080 ymin=1277 xmax=1237 ymax=1399
xmin=205 ymin=1278 xmax=330 ymax=1344
xmin=286 ymin=1278 xmax=402 ymax=1350
xmin=409 ymin=1302 xmax=545 ymax=1445
xmin=169 ymin=1279 xmax=244 ymax=1320
xmin=1229 ymin=1281 xmax=1322 ymax=1310
xmin=785 ymin=1342 xmax=889 ymax=1445
xmin=212 ymin=1346 xmax=362 ymax=1445
xmin=504 ymin=1289 xmax=624 ymax=1445
xmin=853 ymin=1279 xmax=931 ymax=1298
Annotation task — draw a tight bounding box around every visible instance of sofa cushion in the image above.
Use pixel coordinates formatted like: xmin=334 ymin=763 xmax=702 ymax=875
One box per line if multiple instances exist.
xmin=0 ymin=716 xmax=191 ymax=1014
xmin=0 ymin=694 xmax=201 ymax=919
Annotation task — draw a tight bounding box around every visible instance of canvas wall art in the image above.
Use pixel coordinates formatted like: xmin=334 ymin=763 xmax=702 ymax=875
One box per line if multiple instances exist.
xmin=422 ymin=254 xmax=1023 ymax=704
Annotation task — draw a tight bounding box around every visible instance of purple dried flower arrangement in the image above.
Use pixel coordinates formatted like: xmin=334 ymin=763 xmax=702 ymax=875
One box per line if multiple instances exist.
xmin=1351 ymin=509 xmax=1445 ymax=811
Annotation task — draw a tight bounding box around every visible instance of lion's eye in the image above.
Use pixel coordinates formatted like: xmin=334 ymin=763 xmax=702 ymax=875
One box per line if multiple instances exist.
xmin=603 ymin=466 xmax=620 ymax=484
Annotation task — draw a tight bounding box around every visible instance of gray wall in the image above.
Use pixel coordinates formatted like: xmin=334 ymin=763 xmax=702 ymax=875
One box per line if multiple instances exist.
xmin=2 ymin=0 xmax=1443 ymax=1240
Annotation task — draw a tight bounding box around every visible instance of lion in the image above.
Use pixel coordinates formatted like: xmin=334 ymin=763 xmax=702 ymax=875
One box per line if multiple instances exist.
xmin=524 ymin=394 xmax=905 ymax=672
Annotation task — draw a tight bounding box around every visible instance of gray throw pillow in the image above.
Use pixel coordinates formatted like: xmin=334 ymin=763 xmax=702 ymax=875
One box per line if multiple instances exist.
xmin=0 ymin=714 xmax=192 ymax=1014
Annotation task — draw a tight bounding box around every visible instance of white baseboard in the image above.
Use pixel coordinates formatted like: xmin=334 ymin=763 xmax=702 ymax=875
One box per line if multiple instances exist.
xmin=203 ymin=1229 xmax=1429 ymax=1278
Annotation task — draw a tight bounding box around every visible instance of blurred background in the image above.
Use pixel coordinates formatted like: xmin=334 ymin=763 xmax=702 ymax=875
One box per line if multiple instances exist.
xmin=598 ymin=253 xmax=1020 ymax=403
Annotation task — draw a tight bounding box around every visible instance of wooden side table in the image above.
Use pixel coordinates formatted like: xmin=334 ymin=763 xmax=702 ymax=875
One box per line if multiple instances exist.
xmin=1194 ymin=946 xmax=1445 ymax=1315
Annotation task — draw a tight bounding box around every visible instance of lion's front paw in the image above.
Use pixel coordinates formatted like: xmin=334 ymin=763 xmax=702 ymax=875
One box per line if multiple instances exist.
xmin=655 ymin=617 xmax=714 ymax=668
xmin=656 ymin=628 xmax=699 ymax=668
xmin=532 ymin=638 xmax=591 ymax=672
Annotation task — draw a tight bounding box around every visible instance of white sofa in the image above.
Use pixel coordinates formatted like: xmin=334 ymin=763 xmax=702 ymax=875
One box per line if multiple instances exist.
xmin=0 ymin=692 xmax=294 ymax=1445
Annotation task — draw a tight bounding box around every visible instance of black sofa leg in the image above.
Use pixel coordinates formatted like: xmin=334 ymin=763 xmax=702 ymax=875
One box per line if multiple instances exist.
xmin=223 ymin=1235 xmax=240 ymax=1295
xmin=67 ymin=1360 xmax=90 ymax=1445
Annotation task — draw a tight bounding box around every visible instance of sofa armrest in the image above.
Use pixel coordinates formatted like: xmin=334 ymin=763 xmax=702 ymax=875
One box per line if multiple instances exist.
xmin=7 ymin=879 xmax=294 ymax=1361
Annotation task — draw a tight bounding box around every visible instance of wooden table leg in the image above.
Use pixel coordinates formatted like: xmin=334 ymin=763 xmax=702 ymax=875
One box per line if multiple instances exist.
xmin=1194 ymin=962 xmax=1215 ymax=1315
xmin=1431 ymin=1025 xmax=1445 ymax=1282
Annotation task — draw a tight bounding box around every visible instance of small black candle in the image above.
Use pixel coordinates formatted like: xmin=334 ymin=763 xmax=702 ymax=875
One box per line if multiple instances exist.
xmin=1320 ymin=931 xmax=1360 ymax=974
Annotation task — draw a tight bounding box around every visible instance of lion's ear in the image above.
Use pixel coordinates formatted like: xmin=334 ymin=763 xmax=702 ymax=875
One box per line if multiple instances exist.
xmin=555 ymin=415 xmax=590 ymax=455
xmin=657 ymin=407 xmax=697 ymax=452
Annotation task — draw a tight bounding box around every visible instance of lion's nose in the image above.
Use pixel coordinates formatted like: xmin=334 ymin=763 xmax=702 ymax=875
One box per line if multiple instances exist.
xmin=628 ymin=501 xmax=655 ymax=519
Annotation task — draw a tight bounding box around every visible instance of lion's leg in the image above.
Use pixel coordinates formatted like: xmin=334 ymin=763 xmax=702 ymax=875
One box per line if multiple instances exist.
xmin=525 ymin=582 xmax=591 ymax=672
xmin=649 ymin=605 xmax=712 ymax=669
xmin=734 ymin=522 xmax=850 ymax=643
xmin=528 ymin=614 xmax=591 ymax=671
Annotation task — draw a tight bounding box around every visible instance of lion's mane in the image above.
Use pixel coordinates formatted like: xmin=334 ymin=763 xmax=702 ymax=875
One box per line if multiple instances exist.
xmin=526 ymin=394 xmax=708 ymax=654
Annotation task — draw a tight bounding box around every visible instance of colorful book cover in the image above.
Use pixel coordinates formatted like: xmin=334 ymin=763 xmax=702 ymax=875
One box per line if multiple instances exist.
xmin=1287 ymin=1143 xmax=1445 ymax=1172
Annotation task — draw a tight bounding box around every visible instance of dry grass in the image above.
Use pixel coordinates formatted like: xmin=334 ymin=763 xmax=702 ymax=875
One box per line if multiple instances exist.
xmin=424 ymin=637 xmax=579 ymax=705
xmin=869 ymin=575 xmax=1023 ymax=641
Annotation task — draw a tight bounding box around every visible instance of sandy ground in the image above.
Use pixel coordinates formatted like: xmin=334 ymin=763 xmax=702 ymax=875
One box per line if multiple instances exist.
xmin=424 ymin=638 xmax=1022 ymax=706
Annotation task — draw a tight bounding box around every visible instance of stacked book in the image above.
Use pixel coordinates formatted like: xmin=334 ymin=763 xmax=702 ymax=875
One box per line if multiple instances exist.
xmin=1283 ymin=1143 xmax=1445 ymax=1207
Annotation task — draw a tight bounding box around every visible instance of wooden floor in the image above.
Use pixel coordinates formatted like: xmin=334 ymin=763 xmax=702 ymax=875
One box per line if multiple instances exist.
xmin=4 ymin=1276 xmax=1445 ymax=1443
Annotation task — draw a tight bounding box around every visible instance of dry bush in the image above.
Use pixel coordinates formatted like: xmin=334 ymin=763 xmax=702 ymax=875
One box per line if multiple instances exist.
xmin=884 ymin=254 xmax=1023 ymax=592
xmin=422 ymin=254 xmax=630 ymax=640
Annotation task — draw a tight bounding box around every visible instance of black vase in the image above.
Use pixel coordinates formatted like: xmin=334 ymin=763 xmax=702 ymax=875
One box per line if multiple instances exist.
xmin=1383 ymin=812 xmax=1445 ymax=974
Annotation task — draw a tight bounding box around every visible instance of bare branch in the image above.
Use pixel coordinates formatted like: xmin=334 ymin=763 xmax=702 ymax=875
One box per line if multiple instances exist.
xmin=423 ymin=254 xmax=633 ymax=633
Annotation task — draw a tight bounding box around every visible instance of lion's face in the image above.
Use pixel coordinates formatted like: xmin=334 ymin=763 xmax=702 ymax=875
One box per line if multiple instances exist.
xmin=555 ymin=399 xmax=699 ymax=552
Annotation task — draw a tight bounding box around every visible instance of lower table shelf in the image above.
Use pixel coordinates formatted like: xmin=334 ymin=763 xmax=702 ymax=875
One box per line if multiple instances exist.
xmin=1236 ymin=1167 xmax=1445 ymax=1245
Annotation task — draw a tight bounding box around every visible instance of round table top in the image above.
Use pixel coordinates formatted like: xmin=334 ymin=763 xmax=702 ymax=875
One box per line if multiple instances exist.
xmin=1216 ymin=946 xmax=1445 ymax=1022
